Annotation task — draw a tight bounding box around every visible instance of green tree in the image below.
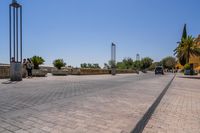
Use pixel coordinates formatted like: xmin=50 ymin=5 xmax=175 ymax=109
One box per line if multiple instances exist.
xmin=80 ymin=63 xmax=87 ymax=68
xmin=148 ymin=62 xmax=162 ymax=71
xmin=109 ymin=60 xmax=116 ymax=68
xmin=116 ymin=62 xmax=126 ymax=69
xmin=87 ymin=63 xmax=92 ymax=68
xmin=132 ymin=60 xmax=141 ymax=70
xmin=174 ymin=24 xmax=187 ymax=66
xmin=140 ymin=57 xmax=153 ymax=70
xmin=175 ymin=36 xmax=200 ymax=64
xmin=93 ymin=63 xmax=100 ymax=69
xmin=161 ymin=56 xmax=176 ymax=69
xmin=122 ymin=58 xmax=134 ymax=69
xmin=31 ymin=56 xmax=45 ymax=69
xmin=116 ymin=58 xmax=135 ymax=69
xmin=80 ymin=64 xmax=84 ymax=68
xmin=53 ymin=59 xmax=66 ymax=69
xmin=182 ymin=24 xmax=187 ymax=39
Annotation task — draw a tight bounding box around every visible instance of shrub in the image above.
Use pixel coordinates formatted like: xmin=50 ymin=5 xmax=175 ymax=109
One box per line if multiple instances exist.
xmin=80 ymin=63 xmax=87 ymax=68
xmin=184 ymin=64 xmax=190 ymax=70
xmin=133 ymin=60 xmax=142 ymax=70
xmin=141 ymin=57 xmax=153 ymax=70
xmin=116 ymin=62 xmax=126 ymax=69
xmin=161 ymin=56 xmax=176 ymax=69
xmin=80 ymin=63 xmax=101 ymax=69
xmin=53 ymin=59 xmax=66 ymax=69
xmin=31 ymin=56 xmax=45 ymax=69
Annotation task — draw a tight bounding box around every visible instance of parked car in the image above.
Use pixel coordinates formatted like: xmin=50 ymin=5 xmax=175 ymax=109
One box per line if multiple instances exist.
xmin=184 ymin=69 xmax=191 ymax=75
xmin=184 ymin=69 xmax=198 ymax=75
xmin=155 ymin=66 xmax=164 ymax=75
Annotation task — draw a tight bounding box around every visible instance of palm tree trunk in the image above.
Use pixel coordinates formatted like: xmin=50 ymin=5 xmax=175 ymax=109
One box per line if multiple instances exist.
xmin=187 ymin=44 xmax=190 ymax=64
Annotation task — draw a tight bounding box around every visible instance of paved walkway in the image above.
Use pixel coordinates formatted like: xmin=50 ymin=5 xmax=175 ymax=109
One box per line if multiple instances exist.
xmin=0 ymin=74 xmax=173 ymax=133
xmin=143 ymin=74 xmax=200 ymax=133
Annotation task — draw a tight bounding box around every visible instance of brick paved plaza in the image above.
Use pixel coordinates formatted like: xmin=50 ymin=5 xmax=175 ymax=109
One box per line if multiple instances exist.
xmin=143 ymin=74 xmax=200 ymax=133
xmin=1 ymin=1 xmax=200 ymax=133
xmin=0 ymin=73 xmax=174 ymax=133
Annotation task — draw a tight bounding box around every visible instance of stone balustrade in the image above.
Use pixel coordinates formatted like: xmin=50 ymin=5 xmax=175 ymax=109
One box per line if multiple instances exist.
xmin=0 ymin=65 xmax=10 ymax=79
xmin=0 ymin=65 xmax=138 ymax=79
xmin=71 ymin=68 xmax=137 ymax=75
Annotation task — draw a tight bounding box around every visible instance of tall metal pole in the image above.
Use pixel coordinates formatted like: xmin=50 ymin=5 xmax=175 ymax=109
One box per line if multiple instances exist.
xmin=111 ymin=43 xmax=116 ymax=75
xmin=16 ymin=7 xmax=18 ymax=62
xmin=10 ymin=0 xmax=22 ymax=63
xmin=9 ymin=0 xmax=23 ymax=81
xmin=20 ymin=6 xmax=22 ymax=62
xmin=13 ymin=7 xmax=15 ymax=61
xmin=9 ymin=5 xmax=12 ymax=62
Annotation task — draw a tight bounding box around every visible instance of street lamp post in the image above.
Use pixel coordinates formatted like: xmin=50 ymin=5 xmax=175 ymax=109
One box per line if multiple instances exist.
xmin=9 ymin=0 xmax=23 ymax=81
xmin=111 ymin=43 xmax=116 ymax=75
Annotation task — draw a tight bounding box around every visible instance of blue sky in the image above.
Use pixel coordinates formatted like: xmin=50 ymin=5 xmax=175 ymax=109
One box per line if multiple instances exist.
xmin=1 ymin=0 xmax=200 ymax=67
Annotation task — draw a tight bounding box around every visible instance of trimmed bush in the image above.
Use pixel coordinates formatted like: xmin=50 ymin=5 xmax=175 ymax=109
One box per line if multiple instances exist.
xmin=53 ymin=59 xmax=66 ymax=69
xmin=184 ymin=64 xmax=190 ymax=70
xmin=31 ymin=56 xmax=45 ymax=69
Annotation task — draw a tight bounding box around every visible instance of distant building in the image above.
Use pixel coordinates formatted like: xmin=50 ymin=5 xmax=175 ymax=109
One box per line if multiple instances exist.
xmin=190 ymin=35 xmax=200 ymax=69
xmin=136 ymin=54 xmax=140 ymax=61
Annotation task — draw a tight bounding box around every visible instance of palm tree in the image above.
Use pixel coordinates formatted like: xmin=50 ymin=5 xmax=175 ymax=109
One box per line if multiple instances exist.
xmin=174 ymin=24 xmax=187 ymax=66
xmin=174 ymin=41 xmax=187 ymax=66
xmin=174 ymin=36 xmax=200 ymax=64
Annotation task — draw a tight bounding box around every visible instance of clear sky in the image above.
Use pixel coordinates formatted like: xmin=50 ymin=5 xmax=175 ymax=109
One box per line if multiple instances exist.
xmin=1 ymin=0 xmax=200 ymax=67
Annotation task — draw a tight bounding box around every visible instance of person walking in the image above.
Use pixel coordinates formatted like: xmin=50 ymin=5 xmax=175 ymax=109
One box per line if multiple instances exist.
xmin=26 ymin=58 xmax=33 ymax=78
xmin=22 ymin=59 xmax=27 ymax=78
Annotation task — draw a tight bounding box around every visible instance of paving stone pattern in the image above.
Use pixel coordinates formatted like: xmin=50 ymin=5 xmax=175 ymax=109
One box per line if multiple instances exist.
xmin=0 ymin=73 xmax=173 ymax=133
xmin=143 ymin=75 xmax=200 ymax=133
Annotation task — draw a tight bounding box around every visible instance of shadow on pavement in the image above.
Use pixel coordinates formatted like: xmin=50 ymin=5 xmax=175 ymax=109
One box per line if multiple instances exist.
xmin=2 ymin=80 xmax=19 ymax=84
xmin=178 ymin=76 xmax=200 ymax=80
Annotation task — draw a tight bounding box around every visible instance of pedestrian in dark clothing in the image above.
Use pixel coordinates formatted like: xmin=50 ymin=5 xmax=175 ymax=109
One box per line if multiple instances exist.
xmin=26 ymin=58 xmax=33 ymax=78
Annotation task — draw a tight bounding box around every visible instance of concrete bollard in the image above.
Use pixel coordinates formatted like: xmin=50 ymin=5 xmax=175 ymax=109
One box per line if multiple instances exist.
xmin=10 ymin=62 xmax=22 ymax=81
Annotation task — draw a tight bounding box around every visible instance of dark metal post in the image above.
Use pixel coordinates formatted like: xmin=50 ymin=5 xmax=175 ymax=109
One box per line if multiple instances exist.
xmin=9 ymin=0 xmax=23 ymax=81
xmin=9 ymin=5 xmax=12 ymax=62
xmin=20 ymin=6 xmax=22 ymax=62
xmin=13 ymin=7 xmax=15 ymax=60
xmin=16 ymin=7 xmax=19 ymax=62
xmin=111 ymin=43 xmax=116 ymax=75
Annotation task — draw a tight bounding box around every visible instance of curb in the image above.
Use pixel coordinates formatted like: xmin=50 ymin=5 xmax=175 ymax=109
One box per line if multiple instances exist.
xmin=131 ymin=74 xmax=176 ymax=133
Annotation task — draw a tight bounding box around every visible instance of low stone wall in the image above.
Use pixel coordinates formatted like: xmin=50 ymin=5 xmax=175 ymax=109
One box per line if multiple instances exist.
xmin=0 ymin=65 xmax=10 ymax=79
xmin=0 ymin=66 xmax=138 ymax=78
xmin=71 ymin=68 xmax=110 ymax=75
xmin=71 ymin=68 xmax=137 ymax=75
xmin=116 ymin=69 xmax=138 ymax=74
xmin=52 ymin=69 xmax=68 ymax=76
xmin=40 ymin=66 xmax=53 ymax=73
xmin=32 ymin=69 xmax=48 ymax=77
